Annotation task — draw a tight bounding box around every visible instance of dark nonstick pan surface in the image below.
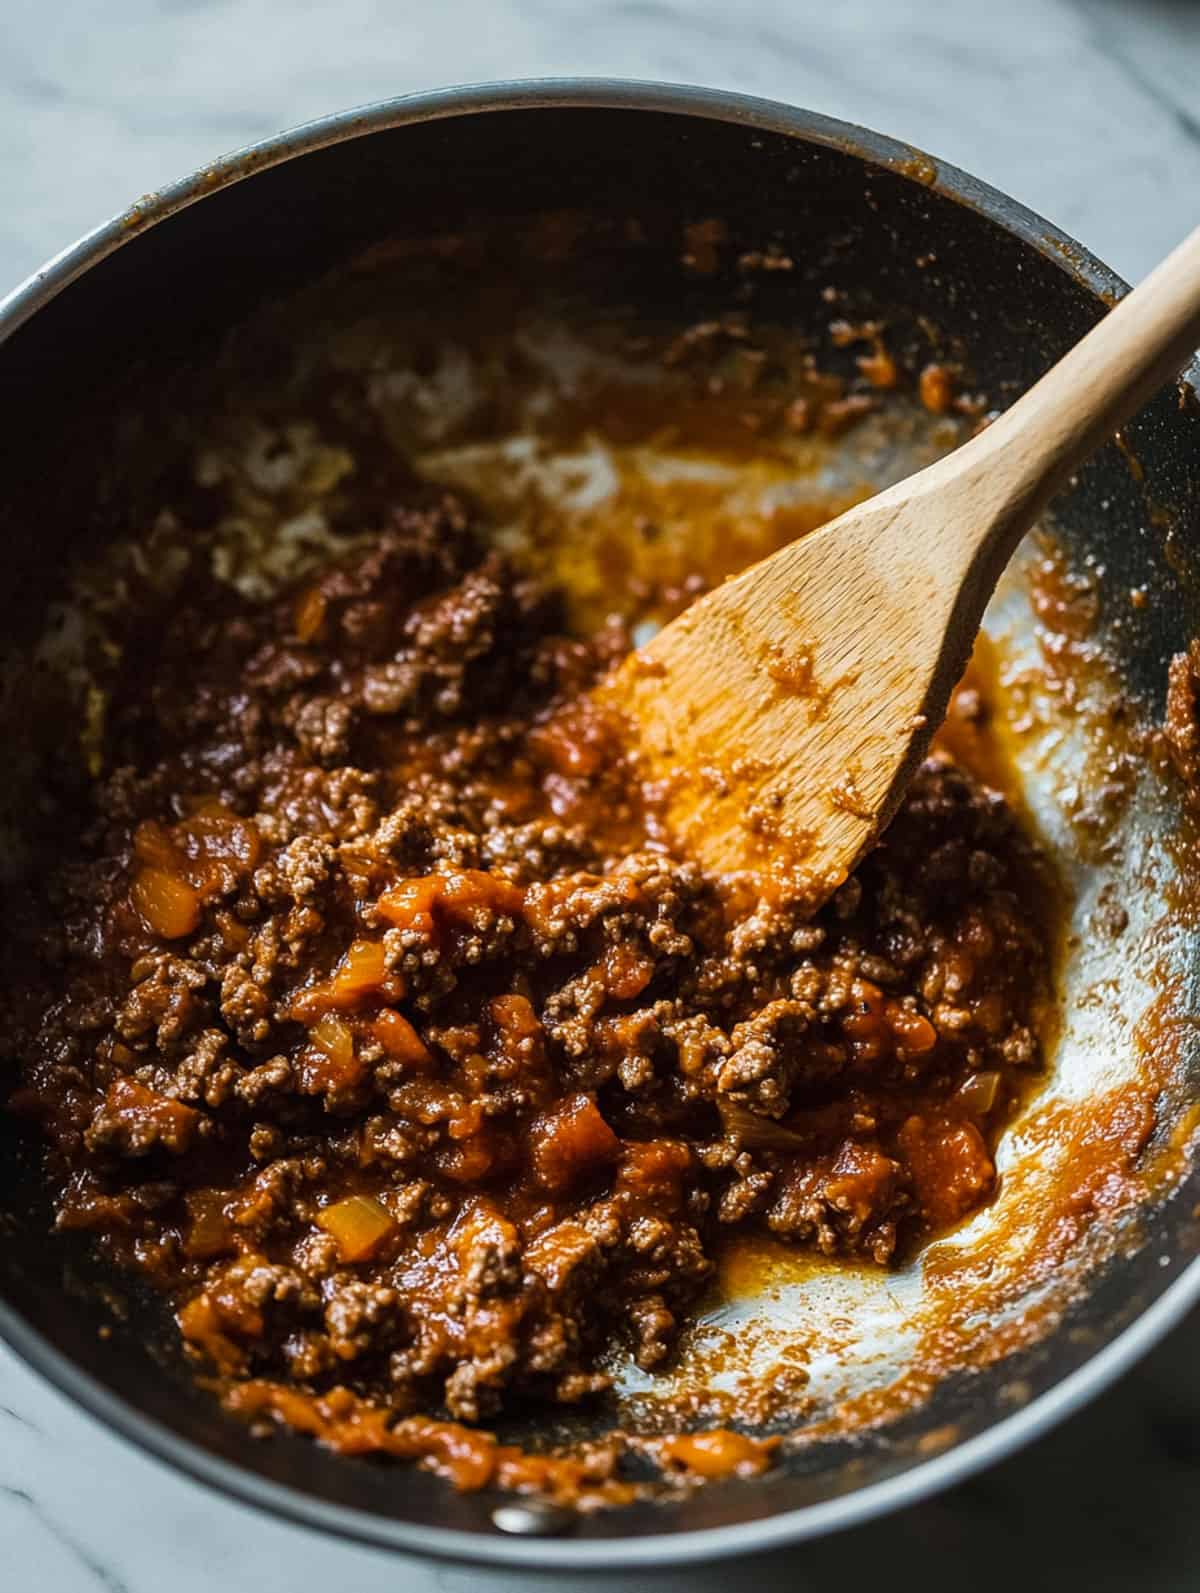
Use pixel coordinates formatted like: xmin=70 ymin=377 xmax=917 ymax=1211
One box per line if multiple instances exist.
xmin=1 ymin=82 xmax=1199 ymax=1570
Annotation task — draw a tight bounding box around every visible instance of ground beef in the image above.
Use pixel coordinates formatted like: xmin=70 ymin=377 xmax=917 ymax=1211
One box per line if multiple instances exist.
xmin=0 ymin=491 xmax=1052 ymax=1501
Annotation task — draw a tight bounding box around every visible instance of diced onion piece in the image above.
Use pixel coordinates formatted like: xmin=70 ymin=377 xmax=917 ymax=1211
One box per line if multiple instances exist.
xmin=317 ymin=1194 xmax=396 ymax=1262
xmin=954 ymin=1070 xmax=1002 ymax=1115
xmin=329 ymin=939 xmax=392 ymax=1003
xmin=291 ymin=939 xmax=401 ymax=1018
xmin=132 ymin=866 xmax=201 ymax=939
xmin=718 ymin=1100 xmax=807 ymax=1151
xmin=311 ymin=1014 xmax=355 ymax=1072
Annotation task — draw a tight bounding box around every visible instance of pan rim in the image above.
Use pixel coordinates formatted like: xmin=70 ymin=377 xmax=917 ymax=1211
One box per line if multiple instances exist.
xmin=1 ymin=75 xmax=1197 ymax=1570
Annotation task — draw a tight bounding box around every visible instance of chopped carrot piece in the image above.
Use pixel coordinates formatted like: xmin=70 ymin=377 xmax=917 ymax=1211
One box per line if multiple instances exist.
xmin=317 ymin=1194 xmax=396 ymax=1262
xmin=132 ymin=867 xmax=201 ymax=939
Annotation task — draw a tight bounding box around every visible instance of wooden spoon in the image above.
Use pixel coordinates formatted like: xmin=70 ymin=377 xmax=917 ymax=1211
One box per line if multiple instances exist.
xmin=611 ymin=225 xmax=1200 ymax=899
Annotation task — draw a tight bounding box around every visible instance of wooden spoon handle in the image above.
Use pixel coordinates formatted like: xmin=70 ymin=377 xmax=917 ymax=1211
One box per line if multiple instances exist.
xmin=971 ymin=223 xmax=1200 ymax=529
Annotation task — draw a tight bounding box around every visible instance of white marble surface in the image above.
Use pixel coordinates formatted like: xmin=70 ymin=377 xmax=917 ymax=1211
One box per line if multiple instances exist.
xmin=4 ymin=1 xmax=1200 ymax=1587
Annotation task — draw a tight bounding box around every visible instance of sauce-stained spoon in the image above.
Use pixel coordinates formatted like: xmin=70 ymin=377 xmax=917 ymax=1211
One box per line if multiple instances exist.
xmin=611 ymin=225 xmax=1200 ymax=900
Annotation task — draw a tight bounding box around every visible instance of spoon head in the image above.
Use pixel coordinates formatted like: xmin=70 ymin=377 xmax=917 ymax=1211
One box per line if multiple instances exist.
xmin=606 ymin=491 xmax=973 ymax=900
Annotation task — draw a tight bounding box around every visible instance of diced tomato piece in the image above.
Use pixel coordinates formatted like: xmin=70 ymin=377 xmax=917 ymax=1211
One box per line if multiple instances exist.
xmin=439 ymin=1131 xmax=496 ymax=1185
xmin=919 ymin=362 xmax=955 ymax=414
xmin=185 ymin=809 xmax=261 ymax=874
xmin=100 ymin=1077 xmax=201 ymax=1153
xmin=375 ymin=876 xmax=441 ymax=936
xmin=529 ymin=1094 xmax=620 ymax=1191
xmin=178 ymin=1292 xmax=247 ymax=1373
xmin=132 ymin=866 xmax=201 ymax=939
xmin=598 ymin=942 xmax=655 ymax=1000
xmin=375 ymin=871 xmax=525 ymax=938
xmin=435 ymin=870 xmax=525 ymax=921
xmin=843 ymin=978 xmax=891 ymax=1062
xmin=488 ymin=993 xmax=538 ymax=1038
xmin=527 ymin=700 xmax=618 ymax=778
xmin=898 ymin=1114 xmax=995 ymax=1230
xmin=885 ymin=1000 xmax=937 ymax=1055
xmin=522 ymin=873 xmax=641 ymax=936
xmin=371 ymin=1007 xmax=433 ymax=1068
xmin=614 ymin=1138 xmax=691 ymax=1209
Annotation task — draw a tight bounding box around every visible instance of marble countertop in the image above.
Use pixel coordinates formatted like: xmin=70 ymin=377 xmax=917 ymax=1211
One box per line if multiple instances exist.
xmin=4 ymin=1 xmax=1200 ymax=1587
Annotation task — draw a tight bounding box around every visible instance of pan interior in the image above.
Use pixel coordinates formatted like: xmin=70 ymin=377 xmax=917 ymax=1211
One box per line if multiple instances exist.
xmin=1 ymin=99 xmax=1198 ymax=1551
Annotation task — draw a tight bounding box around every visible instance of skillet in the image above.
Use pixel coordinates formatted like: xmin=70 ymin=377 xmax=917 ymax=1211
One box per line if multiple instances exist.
xmin=1 ymin=80 xmax=1199 ymax=1570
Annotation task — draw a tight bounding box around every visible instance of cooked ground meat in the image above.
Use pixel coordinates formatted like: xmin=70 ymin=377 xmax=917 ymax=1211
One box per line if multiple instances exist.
xmin=0 ymin=491 xmax=1050 ymax=1503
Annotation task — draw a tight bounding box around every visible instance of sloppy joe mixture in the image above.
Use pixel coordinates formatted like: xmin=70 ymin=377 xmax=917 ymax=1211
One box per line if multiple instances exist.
xmin=1 ymin=477 xmax=1053 ymax=1503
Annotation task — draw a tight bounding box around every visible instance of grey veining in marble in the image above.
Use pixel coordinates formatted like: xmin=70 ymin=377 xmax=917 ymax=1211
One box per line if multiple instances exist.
xmin=4 ymin=1 xmax=1200 ymax=1589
